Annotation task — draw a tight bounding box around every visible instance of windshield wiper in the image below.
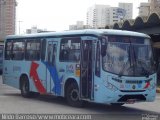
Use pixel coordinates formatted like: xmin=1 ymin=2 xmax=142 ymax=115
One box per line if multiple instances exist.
xmin=137 ymin=60 xmax=149 ymax=78
xmin=142 ymin=67 xmax=149 ymax=78
xmin=118 ymin=63 xmax=126 ymax=77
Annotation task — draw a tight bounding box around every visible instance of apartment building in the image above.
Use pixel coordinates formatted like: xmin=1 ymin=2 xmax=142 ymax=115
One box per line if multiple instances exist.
xmin=119 ymin=3 xmax=133 ymax=20
xmin=149 ymin=0 xmax=160 ymax=14
xmin=86 ymin=3 xmax=133 ymax=28
xmin=139 ymin=3 xmax=150 ymax=16
xmin=87 ymin=5 xmax=110 ymax=28
xmin=69 ymin=21 xmax=91 ymax=30
xmin=0 ymin=0 xmax=17 ymax=41
xmin=139 ymin=0 xmax=160 ymax=16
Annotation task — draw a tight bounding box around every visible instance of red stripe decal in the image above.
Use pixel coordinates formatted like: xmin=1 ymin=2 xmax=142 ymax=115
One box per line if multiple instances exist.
xmin=30 ymin=61 xmax=46 ymax=94
xmin=144 ymin=82 xmax=150 ymax=89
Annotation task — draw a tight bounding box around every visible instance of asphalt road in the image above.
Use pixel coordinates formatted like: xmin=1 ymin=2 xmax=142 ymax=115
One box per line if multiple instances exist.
xmin=0 ymin=76 xmax=160 ymax=120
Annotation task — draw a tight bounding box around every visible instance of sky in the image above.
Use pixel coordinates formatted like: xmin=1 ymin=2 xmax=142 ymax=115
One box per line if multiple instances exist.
xmin=16 ymin=0 xmax=148 ymax=34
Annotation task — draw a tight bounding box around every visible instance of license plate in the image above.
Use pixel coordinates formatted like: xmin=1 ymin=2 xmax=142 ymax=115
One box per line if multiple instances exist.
xmin=126 ymin=99 xmax=136 ymax=104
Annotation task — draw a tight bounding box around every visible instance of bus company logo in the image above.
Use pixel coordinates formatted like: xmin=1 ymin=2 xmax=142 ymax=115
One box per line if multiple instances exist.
xmin=132 ymin=85 xmax=136 ymax=89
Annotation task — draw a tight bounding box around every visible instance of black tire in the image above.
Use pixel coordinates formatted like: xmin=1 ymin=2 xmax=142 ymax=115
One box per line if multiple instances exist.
xmin=30 ymin=92 xmax=40 ymax=98
xmin=20 ymin=76 xmax=32 ymax=98
xmin=0 ymin=70 xmax=2 ymax=75
xmin=66 ymin=83 xmax=83 ymax=107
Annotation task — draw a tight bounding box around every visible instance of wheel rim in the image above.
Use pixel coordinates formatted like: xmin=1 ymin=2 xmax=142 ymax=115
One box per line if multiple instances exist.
xmin=70 ymin=89 xmax=79 ymax=101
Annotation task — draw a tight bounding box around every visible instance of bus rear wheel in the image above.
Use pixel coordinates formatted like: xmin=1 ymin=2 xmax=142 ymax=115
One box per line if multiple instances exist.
xmin=66 ymin=83 xmax=83 ymax=107
xmin=20 ymin=76 xmax=32 ymax=98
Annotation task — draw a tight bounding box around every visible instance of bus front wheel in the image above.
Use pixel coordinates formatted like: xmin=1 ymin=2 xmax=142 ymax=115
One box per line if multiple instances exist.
xmin=66 ymin=83 xmax=83 ymax=107
xmin=20 ymin=76 xmax=32 ymax=98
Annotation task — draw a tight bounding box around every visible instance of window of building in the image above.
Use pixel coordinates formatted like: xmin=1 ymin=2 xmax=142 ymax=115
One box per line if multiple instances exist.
xmin=113 ymin=20 xmax=118 ymax=22
xmin=12 ymin=41 xmax=25 ymax=60
xmin=113 ymin=16 xmax=118 ymax=18
xmin=25 ymin=40 xmax=41 ymax=61
xmin=59 ymin=37 xmax=81 ymax=62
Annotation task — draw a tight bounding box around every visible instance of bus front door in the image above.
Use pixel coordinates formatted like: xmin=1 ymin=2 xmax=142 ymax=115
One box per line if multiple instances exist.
xmin=80 ymin=40 xmax=94 ymax=99
xmin=46 ymin=41 xmax=58 ymax=94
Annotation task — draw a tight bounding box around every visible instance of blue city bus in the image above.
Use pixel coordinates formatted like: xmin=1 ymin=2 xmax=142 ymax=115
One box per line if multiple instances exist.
xmin=0 ymin=43 xmax=4 ymax=74
xmin=2 ymin=29 xmax=156 ymax=107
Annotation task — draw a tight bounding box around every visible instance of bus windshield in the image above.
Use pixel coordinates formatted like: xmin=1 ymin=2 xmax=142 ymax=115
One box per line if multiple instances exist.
xmin=102 ymin=36 xmax=155 ymax=77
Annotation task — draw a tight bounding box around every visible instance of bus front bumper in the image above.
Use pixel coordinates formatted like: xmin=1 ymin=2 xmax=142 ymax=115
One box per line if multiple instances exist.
xmin=94 ymin=89 xmax=156 ymax=104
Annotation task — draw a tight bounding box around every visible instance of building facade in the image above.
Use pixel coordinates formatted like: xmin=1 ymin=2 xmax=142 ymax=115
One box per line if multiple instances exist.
xmin=26 ymin=26 xmax=48 ymax=34
xmin=109 ymin=7 xmax=125 ymax=25
xmin=86 ymin=4 xmax=133 ymax=28
xmin=139 ymin=0 xmax=160 ymax=17
xmin=0 ymin=0 xmax=16 ymax=41
xmin=149 ymin=0 xmax=160 ymax=14
xmin=87 ymin=5 xmax=110 ymax=28
xmin=69 ymin=21 xmax=91 ymax=30
xmin=118 ymin=3 xmax=133 ymax=20
xmin=139 ymin=3 xmax=150 ymax=16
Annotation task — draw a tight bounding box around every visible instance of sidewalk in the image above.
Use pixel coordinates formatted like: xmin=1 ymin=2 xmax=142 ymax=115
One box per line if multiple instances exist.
xmin=156 ymin=87 xmax=160 ymax=93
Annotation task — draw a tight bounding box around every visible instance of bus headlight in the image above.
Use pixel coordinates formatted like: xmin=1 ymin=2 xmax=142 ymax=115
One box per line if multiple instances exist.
xmin=104 ymin=81 xmax=118 ymax=92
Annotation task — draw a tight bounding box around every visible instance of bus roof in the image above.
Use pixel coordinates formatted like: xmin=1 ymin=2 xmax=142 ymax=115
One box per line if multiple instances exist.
xmin=6 ymin=29 xmax=150 ymax=39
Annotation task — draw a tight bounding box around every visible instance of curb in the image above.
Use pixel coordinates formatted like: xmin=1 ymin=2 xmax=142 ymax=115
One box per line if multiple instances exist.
xmin=156 ymin=88 xmax=160 ymax=93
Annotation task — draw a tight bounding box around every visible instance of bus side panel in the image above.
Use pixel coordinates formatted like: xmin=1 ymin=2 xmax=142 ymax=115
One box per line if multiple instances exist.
xmin=28 ymin=60 xmax=80 ymax=96
xmin=24 ymin=61 xmax=37 ymax=93
xmin=93 ymin=75 xmax=109 ymax=104
xmin=3 ymin=60 xmax=47 ymax=93
xmin=27 ymin=61 xmax=47 ymax=93
xmin=3 ymin=60 xmax=20 ymax=89
xmin=57 ymin=62 xmax=80 ymax=97
xmin=56 ymin=37 xmax=81 ymax=97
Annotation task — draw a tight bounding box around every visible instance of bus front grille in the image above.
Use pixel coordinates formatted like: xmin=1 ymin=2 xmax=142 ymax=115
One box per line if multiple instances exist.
xmin=120 ymin=90 xmax=145 ymax=92
xmin=118 ymin=95 xmax=146 ymax=102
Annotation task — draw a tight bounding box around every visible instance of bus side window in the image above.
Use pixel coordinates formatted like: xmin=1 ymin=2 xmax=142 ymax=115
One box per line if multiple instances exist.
xmin=5 ymin=41 xmax=12 ymax=60
xmin=59 ymin=37 xmax=80 ymax=62
xmin=41 ymin=39 xmax=46 ymax=61
xmin=59 ymin=45 xmax=69 ymax=61
xmin=95 ymin=41 xmax=100 ymax=77
xmin=12 ymin=41 xmax=25 ymax=60
xmin=26 ymin=40 xmax=40 ymax=61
